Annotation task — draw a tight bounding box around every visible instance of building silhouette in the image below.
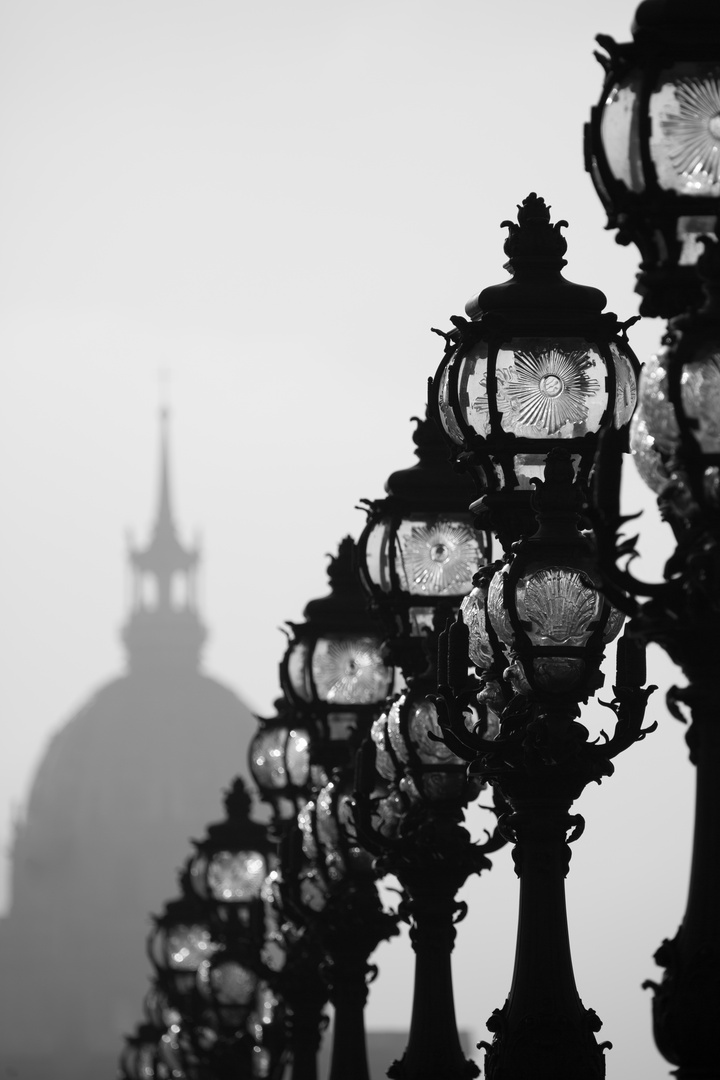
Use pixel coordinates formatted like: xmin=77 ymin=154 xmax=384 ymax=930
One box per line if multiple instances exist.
xmin=0 ymin=412 xmax=255 ymax=1079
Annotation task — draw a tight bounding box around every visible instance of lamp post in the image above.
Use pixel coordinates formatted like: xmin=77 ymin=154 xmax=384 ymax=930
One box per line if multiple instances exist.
xmin=427 ymin=194 xmax=655 ymax=1079
xmin=275 ymin=536 xmax=399 ymax=1080
xmin=352 ymin=413 xmax=502 ymax=1080
xmin=586 ymin=0 xmax=720 ymax=318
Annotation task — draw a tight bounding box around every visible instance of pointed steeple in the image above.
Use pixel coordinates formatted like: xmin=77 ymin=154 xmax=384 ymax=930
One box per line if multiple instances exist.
xmin=122 ymin=411 xmax=206 ymax=671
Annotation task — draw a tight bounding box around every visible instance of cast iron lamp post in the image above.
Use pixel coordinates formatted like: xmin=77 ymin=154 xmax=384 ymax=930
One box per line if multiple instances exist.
xmin=592 ymin=239 xmax=720 ymax=1079
xmin=277 ymin=537 xmax=399 ymax=1080
xmin=352 ymin=413 xmax=502 ymax=1080
xmin=428 ymin=194 xmax=656 ymax=1080
xmin=586 ymin=0 xmax=720 ymax=318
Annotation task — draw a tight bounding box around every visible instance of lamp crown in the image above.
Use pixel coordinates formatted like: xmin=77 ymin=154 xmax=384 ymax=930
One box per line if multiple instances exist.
xmin=501 ymin=193 xmax=568 ymax=267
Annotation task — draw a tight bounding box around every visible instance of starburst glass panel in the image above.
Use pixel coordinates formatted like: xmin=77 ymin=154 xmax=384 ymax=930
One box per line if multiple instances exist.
xmin=651 ymin=65 xmax=720 ymax=195
xmin=168 ymin=924 xmax=217 ymax=970
xmin=610 ymin=342 xmax=638 ymax=429
xmin=395 ymin=517 xmax=482 ymax=596
xmin=494 ymin=339 xmax=607 ymax=439
xmin=681 ymin=346 xmax=720 ymax=453
xmin=461 ymin=588 xmax=494 ymax=669
xmin=457 ymin=341 xmax=492 ymax=436
xmin=312 ymin=635 xmax=392 ymax=704
xmin=515 ymin=568 xmax=601 ymax=648
xmin=438 ymin=360 xmax=466 ymax=444
xmin=208 ymin=850 xmax=267 ymax=902
xmin=601 ymin=77 xmax=645 ymax=191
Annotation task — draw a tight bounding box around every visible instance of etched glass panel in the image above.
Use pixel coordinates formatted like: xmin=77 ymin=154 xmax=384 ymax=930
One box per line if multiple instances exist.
xmin=286 ymin=728 xmax=310 ymax=786
xmin=286 ymin=641 xmax=312 ymax=702
xmin=486 ymin=565 xmax=513 ymax=645
xmin=457 ymin=341 xmax=492 ymax=436
xmin=681 ymin=346 xmax=720 ymax=453
xmin=208 ymin=960 xmax=257 ymax=1005
xmin=610 ymin=342 xmax=638 ymax=429
xmin=639 ymin=351 xmax=679 ymax=453
xmin=371 ymin=713 xmax=396 ymax=782
xmin=364 ymin=520 xmax=392 ymax=592
xmin=395 ymin=517 xmax=481 ymax=596
xmin=408 ymin=699 xmax=458 ymax=765
xmin=651 ymin=66 xmax=720 ymax=195
xmin=208 ymin=850 xmax=267 ymax=902
xmin=439 ymin=357 xmax=469 ymax=443
xmin=168 ymin=924 xmax=216 ymax=970
xmin=250 ymin=728 xmax=289 ymax=790
xmin=601 ymin=78 xmax=645 ymax=191
xmin=516 ymin=568 xmax=601 ymax=647
xmin=494 ymin=339 xmax=607 ymax=438
xmin=386 ymin=697 xmax=411 ymax=765
xmin=312 ymin=635 xmax=392 ymax=704
xmin=461 ymin=587 xmax=494 ymax=669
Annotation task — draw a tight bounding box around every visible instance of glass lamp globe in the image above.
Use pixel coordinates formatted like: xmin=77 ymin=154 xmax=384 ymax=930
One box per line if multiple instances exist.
xmin=119 ymin=1022 xmax=173 ymax=1080
xmin=187 ymin=779 xmax=272 ymax=935
xmin=358 ymin=413 xmax=488 ymax=653
xmin=147 ymin=893 xmax=219 ymax=1013
xmin=281 ymin=536 xmax=394 ymax=768
xmin=430 ymin=194 xmax=639 ymax=547
xmin=249 ymin=698 xmax=311 ymax=822
xmin=586 ymin=0 xmax=720 ymax=316
xmin=484 ymin=450 xmax=625 ymax=699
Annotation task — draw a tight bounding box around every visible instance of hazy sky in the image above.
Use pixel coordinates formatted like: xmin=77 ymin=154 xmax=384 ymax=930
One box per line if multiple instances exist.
xmin=0 ymin=1 xmax=696 ymax=1076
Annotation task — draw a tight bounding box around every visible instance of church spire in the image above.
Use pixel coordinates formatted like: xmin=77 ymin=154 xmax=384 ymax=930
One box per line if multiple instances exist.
xmin=122 ymin=411 xmax=206 ymax=671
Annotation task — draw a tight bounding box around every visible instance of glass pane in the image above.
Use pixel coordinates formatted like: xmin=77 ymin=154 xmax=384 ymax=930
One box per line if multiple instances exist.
xmin=681 ymin=345 xmax=720 ymax=452
xmin=408 ymin=699 xmax=459 ymax=765
xmin=371 ymin=714 xmax=397 ymax=782
xmin=250 ymin=728 xmax=289 ymax=790
xmin=486 ymin=565 xmax=514 ymax=645
xmin=298 ymin=804 xmax=318 ymax=860
xmin=312 ymin=635 xmax=392 ymax=704
xmin=651 ymin=65 xmax=720 ymax=195
xmin=603 ymin=604 xmax=626 ymax=644
xmin=386 ymin=697 xmax=411 ymax=765
xmin=677 ymin=215 xmax=718 ymax=266
xmin=437 ymin=360 xmax=465 ymax=444
xmin=210 ymin=960 xmax=257 ymax=1005
xmin=630 ymin=409 xmax=670 ymax=494
xmin=286 ymin=728 xmax=310 ymax=786
xmin=457 ymin=341 xmax=492 ymax=436
xmin=610 ymin=342 xmax=638 ymax=429
xmin=168 ymin=924 xmax=216 ymax=970
xmin=601 ymin=78 xmax=645 ymax=191
xmin=394 ymin=517 xmax=482 ymax=596
xmin=515 ymin=568 xmax=602 ymax=648
xmin=461 ymin=588 xmax=494 ymax=669
xmin=364 ymin=520 xmax=392 ymax=591
xmin=208 ymin=850 xmax=267 ymax=902
xmin=286 ymin=641 xmax=312 ymax=702
xmin=494 ymin=339 xmax=608 ymax=438
xmin=639 ymin=351 xmax=678 ymax=453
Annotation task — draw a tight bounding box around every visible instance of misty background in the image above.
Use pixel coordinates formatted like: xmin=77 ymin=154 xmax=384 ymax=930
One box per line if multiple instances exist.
xmin=0 ymin=1 xmax=692 ymax=1077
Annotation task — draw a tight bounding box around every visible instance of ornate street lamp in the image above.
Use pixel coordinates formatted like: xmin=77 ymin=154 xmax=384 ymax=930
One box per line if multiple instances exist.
xmin=592 ymin=239 xmax=720 ymax=1078
xmin=352 ymin=413 xmax=502 ymax=1080
xmin=429 ymin=192 xmax=640 ymax=552
xmin=281 ymin=536 xmax=395 ymax=777
xmin=426 ymin=195 xmax=656 ymax=1079
xmin=586 ymin=0 xmax=720 ymax=317
xmin=249 ymin=696 xmax=312 ymax=827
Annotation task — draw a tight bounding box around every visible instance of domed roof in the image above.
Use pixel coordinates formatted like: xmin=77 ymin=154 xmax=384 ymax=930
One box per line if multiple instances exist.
xmin=0 ymin=413 xmax=260 ymax=1080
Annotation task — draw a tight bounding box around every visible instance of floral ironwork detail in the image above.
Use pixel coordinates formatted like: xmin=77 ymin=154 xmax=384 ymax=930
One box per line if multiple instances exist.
xmin=660 ymin=73 xmax=720 ymax=188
